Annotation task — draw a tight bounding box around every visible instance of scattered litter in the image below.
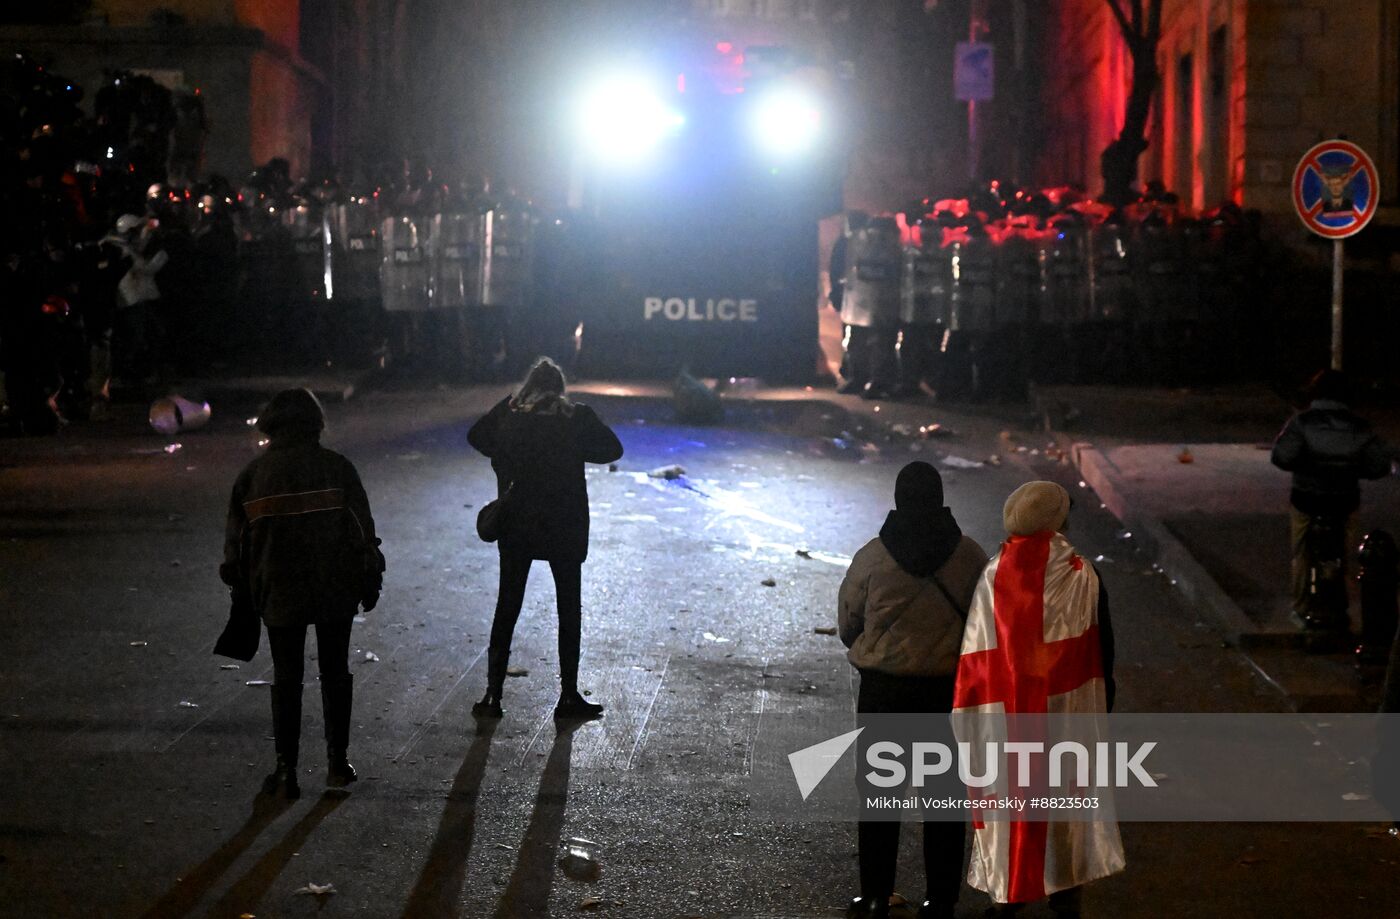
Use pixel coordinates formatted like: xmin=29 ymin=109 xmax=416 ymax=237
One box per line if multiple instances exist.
xmin=1115 ymin=529 xmax=1133 ymax=541
xmin=795 ymin=549 xmax=812 ymax=559
xmin=919 ymin=423 xmax=955 ymax=439
xmin=1078 ymin=480 xmax=1088 ymax=488
xmin=562 ymin=837 xmax=602 ymax=882
xmin=257 ymin=438 xmax=270 ymax=448
xmin=178 ymin=700 xmax=199 ymax=708
xmin=703 ymin=632 xmax=730 ymax=643
xmin=294 ymin=882 xmax=336 ymax=896
xmin=890 ymin=423 xmax=913 ymax=436
xmin=648 ymin=464 xmax=686 ymax=480
xmin=353 ymin=616 xmax=367 ymax=624
xmin=364 ymin=651 xmax=380 ymax=663
xmin=220 ymin=663 xmax=240 ymax=670
xmin=245 ymin=680 xmax=270 ymax=687
xmin=1178 ymin=446 xmax=1194 ymax=464
xmin=608 ymin=463 xmax=619 ymax=472
xmin=578 ymin=896 xmax=604 ymax=910
xmin=130 ymin=641 xmax=148 ymax=647
xmin=245 ymin=417 xmax=258 ymax=426
xmin=505 ymin=666 xmax=529 ymax=677
xmin=813 ymin=626 xmax=837 ymax=636
xmin=1343 ymin=792 xmax=1371 ymax=801
xmin=760 ymin=577 xmax=777 ymax=587
xmin=149 ymin=395 xmax=211 ymax=435
xmin=397 ymin=452 xmax=424 ymax=461
xmin=163 ymin=443 xmax=183 ymax=455
xmin=1093 ymin=555 xmax=1112 ymax=564
xmin=493 ymin=843 xmax=515 ymax=850
xmin=170 ymin=559 xmax=181 ymax=567
xmin=565 ymin=837 xmax=601 ymax=860
xmin=986 ymin=454 xmax=1002 ymax=466
xmin=940 ymin=455 xmax=984 ymax=470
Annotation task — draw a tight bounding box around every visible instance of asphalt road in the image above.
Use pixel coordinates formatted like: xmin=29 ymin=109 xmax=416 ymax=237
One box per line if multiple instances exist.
xmin=0 ymin=385 xmax=1396 ymax=918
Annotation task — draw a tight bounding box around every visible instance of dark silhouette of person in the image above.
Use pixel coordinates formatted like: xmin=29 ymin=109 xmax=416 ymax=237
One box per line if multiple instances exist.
xmin=467 ymin=357 xmax=623 ymax=720
xmin=221 ymin=388 xmax=384 ymax=799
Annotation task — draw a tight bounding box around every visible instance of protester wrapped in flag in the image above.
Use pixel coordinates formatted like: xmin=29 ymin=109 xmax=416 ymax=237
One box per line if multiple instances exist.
xmin=952 ymin=481 xmax=1123 ymax=911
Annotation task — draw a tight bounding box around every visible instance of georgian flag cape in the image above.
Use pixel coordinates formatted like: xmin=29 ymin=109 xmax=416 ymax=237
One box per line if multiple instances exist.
xmin=952 ymin=531 xmax=1125 ymax=904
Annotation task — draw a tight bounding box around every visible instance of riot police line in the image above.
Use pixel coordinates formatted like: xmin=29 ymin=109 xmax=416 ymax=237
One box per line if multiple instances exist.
xmin=832 ymin=185 xmax=1265 ymax=400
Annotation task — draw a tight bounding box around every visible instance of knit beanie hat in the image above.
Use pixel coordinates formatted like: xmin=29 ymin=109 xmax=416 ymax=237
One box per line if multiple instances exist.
xmin=1003 ymin=481 xmax=1070 ymax=536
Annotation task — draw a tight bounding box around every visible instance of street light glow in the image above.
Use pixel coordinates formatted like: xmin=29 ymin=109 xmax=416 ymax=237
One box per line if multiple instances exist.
xmin=576 ymin=74 xmax=684 ymax=163
xmin=751 ymin=86 xmax=822 ymax=156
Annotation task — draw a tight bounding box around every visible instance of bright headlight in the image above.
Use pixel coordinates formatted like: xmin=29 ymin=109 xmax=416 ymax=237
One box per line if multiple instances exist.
xmin=577 ymin=75 xmax=684 ymax=163
xmin=751 ymin=87 xmax=822 ymax=156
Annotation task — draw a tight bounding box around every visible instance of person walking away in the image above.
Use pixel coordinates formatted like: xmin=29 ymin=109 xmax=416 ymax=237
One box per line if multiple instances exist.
xmin=1271 ymin=369 xmax=1391 ymax=632
xmin=838 ymin=461 xmax=989 ymax=919
xmin=467 ymin=357 xmax=623 ymax=720
xmin=953 ymin=481 xmax=1119 ymax=918
xmin=221 ymin=388 xmax=384 ymax=799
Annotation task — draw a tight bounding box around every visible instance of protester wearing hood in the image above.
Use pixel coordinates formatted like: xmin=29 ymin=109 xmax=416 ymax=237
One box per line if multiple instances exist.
xmin=1271 ymin=369 xmax=1391 ymax=628
xmin=838 ymin=461 xmax=988 ymax=919
xmin=221 ymin=388 xmax=384 ymax=799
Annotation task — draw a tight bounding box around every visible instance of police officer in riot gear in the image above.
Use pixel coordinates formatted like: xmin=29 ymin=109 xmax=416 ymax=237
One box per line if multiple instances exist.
xmin=840 ymin=214 xmax=902 ymax=400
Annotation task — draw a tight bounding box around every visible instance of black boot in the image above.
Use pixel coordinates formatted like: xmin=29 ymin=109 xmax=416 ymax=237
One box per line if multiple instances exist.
xmin=553 ymin=689 xmax=604 ymax=721
xmin=321 ymin=674 xmax=357 ymax=787
xmin=263 ymin=682 xmax=302 ymax=799
xmin=847 ymin=896 xmax=890 ymax=919
xmin=473 ymin=648 xmax=507 ymax=718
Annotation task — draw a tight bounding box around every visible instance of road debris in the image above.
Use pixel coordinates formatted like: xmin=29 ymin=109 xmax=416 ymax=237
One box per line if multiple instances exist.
xmin=294 ymin=882 xmax=336 ymax=896
xmin=813 ymin=626 xmax=837 ymax=636
xmin=648 ymin=464 xmax=686 ymax=480
xmin=130 ymin=641 xmax=148 ymax=647
xmin=940 ymin=455 xmax=984 ymax=470
xmin=163 ymin=443 xmax=183 ymax=455
xmin=245 ymin=680 xmax=270 ymax=687
xmin=760 ymin=577 xmax=777 ymax=587
xmin=702 ymin=632 xmax=730 ymax=643
xmin=178 ymin=700 xmax=199 ymax=708
xmin=220 ymin=663 xmax=240 ymax=670
xmin=364 ymin=651 xmax=380 ymax=663
xmin=506 ymin=666 xmax=529 ymax=677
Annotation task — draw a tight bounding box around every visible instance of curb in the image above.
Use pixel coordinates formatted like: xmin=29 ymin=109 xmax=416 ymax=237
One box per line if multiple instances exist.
xmin=1068 ymin=441 xmax=1292 ymax=649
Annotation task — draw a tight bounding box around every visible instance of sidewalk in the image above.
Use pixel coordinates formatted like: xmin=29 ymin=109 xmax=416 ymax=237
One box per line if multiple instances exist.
xmin=1035 ymin=383 xmax=1400 ymax=712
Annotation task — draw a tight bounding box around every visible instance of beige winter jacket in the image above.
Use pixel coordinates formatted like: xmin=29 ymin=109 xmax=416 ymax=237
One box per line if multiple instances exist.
xmin=838 ymin=534 xmax=988 ymax=677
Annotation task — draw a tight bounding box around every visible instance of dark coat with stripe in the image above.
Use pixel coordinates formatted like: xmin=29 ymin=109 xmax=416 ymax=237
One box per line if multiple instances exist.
xmin=221 ymin=437 xmax=378 ymax=627
xmin=467 ymin=396 xmax=623 ymax=563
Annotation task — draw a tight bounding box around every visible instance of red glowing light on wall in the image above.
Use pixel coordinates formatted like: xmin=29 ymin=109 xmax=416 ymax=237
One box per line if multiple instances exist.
xmin=716 ymin=41 xmax=733 ymax=55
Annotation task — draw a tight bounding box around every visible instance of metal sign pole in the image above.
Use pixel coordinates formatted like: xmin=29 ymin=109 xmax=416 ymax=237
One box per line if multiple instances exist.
xmin=1331 ymin=238 xmax=1344 ymax=370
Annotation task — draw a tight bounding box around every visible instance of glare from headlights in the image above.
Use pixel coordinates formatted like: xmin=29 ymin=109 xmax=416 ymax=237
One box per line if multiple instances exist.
xmin=577 ymin=75 xmax=685 ymax=163
xmin=751 ymin=87 xmax=822 ymax=156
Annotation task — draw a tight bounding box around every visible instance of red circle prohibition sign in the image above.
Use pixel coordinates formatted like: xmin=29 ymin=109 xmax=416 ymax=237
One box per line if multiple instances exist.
xmin=1292 ymin=140 xmax=1380 ymax=239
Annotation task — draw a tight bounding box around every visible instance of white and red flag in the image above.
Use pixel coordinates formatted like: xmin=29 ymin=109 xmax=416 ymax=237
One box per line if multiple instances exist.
xmin=953 ymin=531 xmax=1125 ymax=903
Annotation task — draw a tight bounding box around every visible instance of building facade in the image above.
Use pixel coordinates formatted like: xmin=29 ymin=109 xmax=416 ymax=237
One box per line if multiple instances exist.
xmin=1034 ymin=0 xmax=1400 ymax=236
xmin=0 ymin=0 xmax=402 ymax=180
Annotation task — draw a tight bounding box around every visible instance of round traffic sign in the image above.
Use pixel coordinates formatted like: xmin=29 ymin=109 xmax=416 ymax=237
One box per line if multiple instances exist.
xmin=1292 ymin=140 xmax=1380 ymax=239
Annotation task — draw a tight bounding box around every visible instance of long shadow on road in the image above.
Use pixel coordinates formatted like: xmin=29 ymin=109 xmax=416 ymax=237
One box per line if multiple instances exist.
xmin=137 ymin=794 xmax=294 ymax=919
xmin=400 ymin=718 xmax=500 ymax=917
xmin=204 ymin=791 xmax=345 ymax=915
xmin=493 ymin=723 xmax=581 ymax=919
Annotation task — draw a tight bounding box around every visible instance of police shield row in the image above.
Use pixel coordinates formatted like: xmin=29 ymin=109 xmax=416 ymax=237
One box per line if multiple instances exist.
xmin=830 ymin=199 xmax=1261 ymax=401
